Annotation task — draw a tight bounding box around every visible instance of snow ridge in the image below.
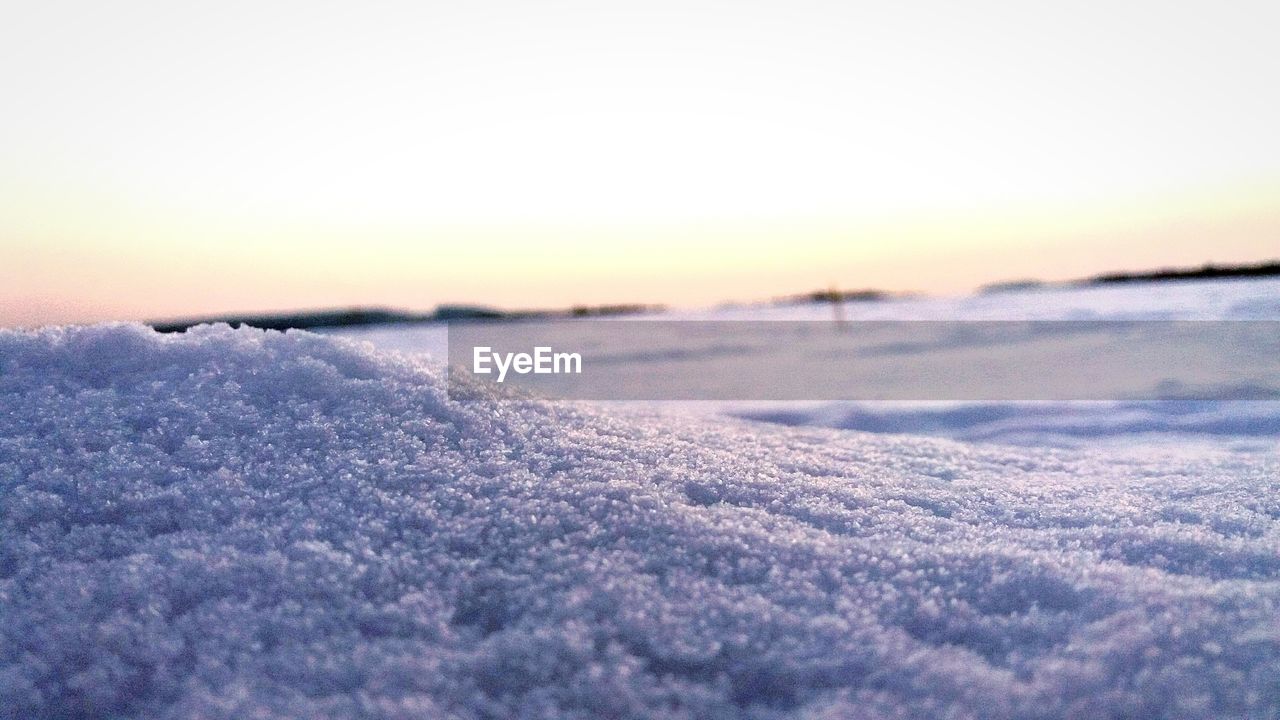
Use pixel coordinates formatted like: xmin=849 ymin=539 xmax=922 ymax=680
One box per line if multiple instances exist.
xmin=1 ymin=324 xmax=1278 ymax=719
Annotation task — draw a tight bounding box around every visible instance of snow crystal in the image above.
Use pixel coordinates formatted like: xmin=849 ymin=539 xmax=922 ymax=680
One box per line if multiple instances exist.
xmin=2 ymin=324 xmax=1278 ymax=718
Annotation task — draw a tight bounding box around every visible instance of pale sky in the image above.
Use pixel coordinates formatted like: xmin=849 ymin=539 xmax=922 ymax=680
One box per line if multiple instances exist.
xmin=2 ymin=0 xmax=1278 ymax=325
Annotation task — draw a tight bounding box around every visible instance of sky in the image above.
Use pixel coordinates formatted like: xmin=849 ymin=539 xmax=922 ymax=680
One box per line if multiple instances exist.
xmin=1 ymin=0 xmax=1278 ymax=325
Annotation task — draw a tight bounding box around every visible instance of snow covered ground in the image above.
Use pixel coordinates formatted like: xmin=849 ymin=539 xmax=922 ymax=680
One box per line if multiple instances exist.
xmin=2 ymin=322 xmax=1278 ymax=718
xmin=686 ymin=277 xmax=1280 ymax=321
xmin=331 ymin=278 xmax=1280 ymax=452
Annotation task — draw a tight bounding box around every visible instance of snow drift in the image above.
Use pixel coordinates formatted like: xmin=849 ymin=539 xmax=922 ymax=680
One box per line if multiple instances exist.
xmin=1 ymin=324 xmax=1278 ymax=719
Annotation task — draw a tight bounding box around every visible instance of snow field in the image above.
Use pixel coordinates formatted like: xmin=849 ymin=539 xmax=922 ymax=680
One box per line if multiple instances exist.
xmin=1 ymin=324 xmax=1278 ymax=718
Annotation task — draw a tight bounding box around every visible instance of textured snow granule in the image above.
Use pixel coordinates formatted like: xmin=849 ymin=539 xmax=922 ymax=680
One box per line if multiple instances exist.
xmin=1 ymin=324 xmax=1278 ymax=719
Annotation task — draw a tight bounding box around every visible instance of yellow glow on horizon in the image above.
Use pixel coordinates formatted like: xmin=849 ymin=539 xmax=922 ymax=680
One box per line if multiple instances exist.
xmin=4 ymin=177 xmax=1276 ymax=325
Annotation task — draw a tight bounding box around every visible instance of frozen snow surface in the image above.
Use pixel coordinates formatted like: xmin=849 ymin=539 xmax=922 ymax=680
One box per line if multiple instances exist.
xmin=705 ymin=279 xmax=1280 ymax=448
xmin=328 ymin=278 xmax=1280 ymax=450
xmin=685 ymin=277 xmax=1280 ymax=321
xmin=3 ymin=323 xmax=1279 ymax=719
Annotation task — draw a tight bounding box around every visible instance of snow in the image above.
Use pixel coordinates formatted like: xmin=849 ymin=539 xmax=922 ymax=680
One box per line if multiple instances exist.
xmin=730 ymin=401 xmax=1280 ymax=453
xmin=328 ymin=278 xmax=1280 ymax=449
xmin=703 ymin=279 xmax=1280 ymax=448
xmin=680 ymin=277 xmax=1280 ymax=321
xmin=3 ymin=323 xmax=1279 ymax=718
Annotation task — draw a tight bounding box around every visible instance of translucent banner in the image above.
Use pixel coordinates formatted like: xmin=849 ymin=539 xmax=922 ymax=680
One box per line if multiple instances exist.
xmin=446 ymin=321 xmax=1280 ymax=401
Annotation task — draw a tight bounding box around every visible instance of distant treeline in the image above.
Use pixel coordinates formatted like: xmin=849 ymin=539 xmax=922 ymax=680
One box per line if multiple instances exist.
xmin=980 ymin=259 xmax=1280 ymax=294
xmin=149 ymin=308 xmax=427 ymax=333
xmin=150 ymin=303 xmax=660 ymax=333
xmin=1087 ymin=260 xmax=1280 ymax=285
xmin=779 ymin=289 xmax=891 ymax=305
